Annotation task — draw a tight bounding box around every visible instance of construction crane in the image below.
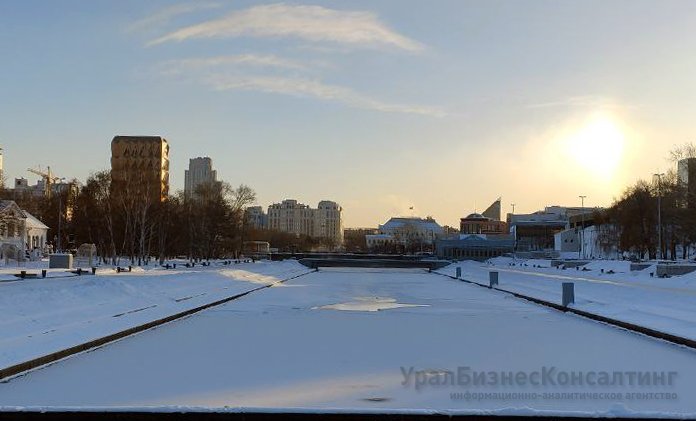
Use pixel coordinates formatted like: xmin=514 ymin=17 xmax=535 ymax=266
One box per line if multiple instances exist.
xmin=27 ymin=166 xmax=61 ymax=199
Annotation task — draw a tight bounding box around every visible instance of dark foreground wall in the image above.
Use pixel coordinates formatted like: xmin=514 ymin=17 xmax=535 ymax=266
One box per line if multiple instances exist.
xmin=298 ymin=258 xmax=450 ymax=270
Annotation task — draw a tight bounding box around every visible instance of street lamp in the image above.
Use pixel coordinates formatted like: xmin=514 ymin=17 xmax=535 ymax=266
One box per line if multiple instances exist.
xmin=579 ymin=195 xmax=586 ymax=259
xmin=511 ymin=203 xmax=516 ymax=214
xmin=654 ymin=173 xmax=664 ymax=261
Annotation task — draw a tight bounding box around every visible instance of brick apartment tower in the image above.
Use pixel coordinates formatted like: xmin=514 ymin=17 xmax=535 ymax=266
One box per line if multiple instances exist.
xmin=111 ymin=136 xmax=170 ymax=203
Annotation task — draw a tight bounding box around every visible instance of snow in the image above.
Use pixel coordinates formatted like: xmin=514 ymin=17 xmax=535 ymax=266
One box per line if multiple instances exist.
xmin=0 ymin=260 xmax=312 ymax=371
xmin=437 ymin=257 xmax=696 ymax=341
xmin=1 ymin=266 xmax=695 ymax=417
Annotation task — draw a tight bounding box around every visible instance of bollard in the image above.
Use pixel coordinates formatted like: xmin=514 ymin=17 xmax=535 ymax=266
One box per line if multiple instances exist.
xmin=173 ymin=263 xmax=177 ymax=269
xmin=117 ymin=267 xmax=121 ymax=273
xmin=562 ymin=282 xmax=575 ymax=307
xmin=128 ymin=266 xmax=132 ymax=272
xmin=41 ymin=269 xmax=47 ymax=278
xmin=456 ymin=267 xmax=461 ymax=278
xmin=489 ymin=271 xmax=499 ymax=288
xmin=77 ymin=268 xmax=82 ymax=276
xmin=92 ymin=267 xmax=97 ymax=275
xmin=20 ymin=270 xmax=26 ymax=279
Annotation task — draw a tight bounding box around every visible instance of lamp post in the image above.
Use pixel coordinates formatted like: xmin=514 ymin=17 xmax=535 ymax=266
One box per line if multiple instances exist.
xmin=579 ymin=195 xmax=586 ymax=259
xmin=654 ymin=173 xmax=664 ymax=261
xmin=511 ymin=203 xmax=516 ymax=214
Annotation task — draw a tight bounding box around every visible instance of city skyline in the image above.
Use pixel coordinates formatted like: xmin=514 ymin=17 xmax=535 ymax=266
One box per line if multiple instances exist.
xmin=2 ymin=1 xmax=696 ymax=227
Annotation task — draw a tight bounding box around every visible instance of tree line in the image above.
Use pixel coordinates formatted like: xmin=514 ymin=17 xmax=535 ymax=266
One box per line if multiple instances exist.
xmin=601 ymin=143 xmax=696 ymax=260
xmin=1 ymin=170 xmax=257 ymax=265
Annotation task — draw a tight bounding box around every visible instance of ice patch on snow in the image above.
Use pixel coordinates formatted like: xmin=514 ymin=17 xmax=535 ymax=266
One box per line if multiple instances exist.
xmin=220 ymin=270 xmax=282 ymax=285
xmin=313 ymin=297 xmax=429 ymax=312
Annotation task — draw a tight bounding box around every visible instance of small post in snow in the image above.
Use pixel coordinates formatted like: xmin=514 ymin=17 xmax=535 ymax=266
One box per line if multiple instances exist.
xmin=489 ymin=271 xmax=499 ymax=288
xmin=562 ymin=282 xmax=575 ymax=307
xmin=456 ymin=267 xmax=461 ymax=278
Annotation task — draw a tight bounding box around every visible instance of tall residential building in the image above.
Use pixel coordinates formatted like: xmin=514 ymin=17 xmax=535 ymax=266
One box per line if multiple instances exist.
xmin=678 ymin=158 xmax=696 ymax=208
xmin=0 ymin=147 xmax=4 ymax=188
xmin=315 ymin=201 xmax=344 ymax=244
xmin=110 ymin=136 xmax=170 ymax=203
xmin=267 ymin=199 xmax=343 ymax=244
xmin=184 ymin=157 xmax=217 ymax=198
xmin=245 ymin=206 xmax=268 ymax=229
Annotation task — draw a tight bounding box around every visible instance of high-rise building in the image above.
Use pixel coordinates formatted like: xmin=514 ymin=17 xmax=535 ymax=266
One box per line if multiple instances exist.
xmin=110 ymin=136 xmax=170 ymax=202
xmin=267 ymin=199 xmax=343 ymax=245
xmin=184 ymin=157 xmax=217 ymax=199
xmin=245 ymin=206 xmax=268 ymax=229
xmin=678 ymin=158 xmax=696 ymax=208
xmin=0 ymin=147 xmax=4 ymax=188
xmin=315 ymin=200 xmax=344 ymax=244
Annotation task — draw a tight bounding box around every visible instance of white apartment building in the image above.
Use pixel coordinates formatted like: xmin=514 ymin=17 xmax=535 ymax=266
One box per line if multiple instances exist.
xmin=267 ymin=199 xmax=344 ymax=245
xmin=184 ymin=157 xmax=218 ymax=198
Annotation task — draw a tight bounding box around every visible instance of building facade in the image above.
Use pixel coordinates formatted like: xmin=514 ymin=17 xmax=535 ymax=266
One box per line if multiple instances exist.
xmin=266 ymin=199 xmax=343 ymax=245
xmin=111 ymin=136 xmax=170 ymax=203
xmin=184 ymin=157 xmax=217 ymax=199
xmin=460 ymin=213 xmax=508 ymax=235
xmin=367 ymin=217 xmax=444 ymax=252
xmin=245 ymin=206 xmax=268 ymax=229
xmin=0 ymin=200 xmax=50 ymax=261
xmin=435 ymin=234 xmax=515 ymax=261
xmin=678 ymin=158 xmax=696 ymax=208
xmin=509 ymin=206 xmax=599 ymax=253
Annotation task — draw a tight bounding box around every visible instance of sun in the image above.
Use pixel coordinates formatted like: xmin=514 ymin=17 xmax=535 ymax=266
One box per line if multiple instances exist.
xmin=563 ymin=114 xmax=626 ymax=178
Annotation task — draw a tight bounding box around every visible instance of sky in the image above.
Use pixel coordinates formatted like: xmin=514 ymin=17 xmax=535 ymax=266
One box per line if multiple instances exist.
xmin=1 ymin=0 xmax=696 ymax=227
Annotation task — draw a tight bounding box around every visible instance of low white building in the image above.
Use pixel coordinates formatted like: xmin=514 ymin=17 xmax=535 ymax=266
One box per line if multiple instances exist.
xmin=24 ymin=211 xmax=49 ymax=252
xmin=0 ymin=201 xmax=26 ymax=256
xmin=365 ymin=233 xmax=396 ymax=249
xmin=370 ymin=217 xmax=444 ymax=251
xmin=0 ymin=201 xmax=50 ymax=261
xmin=554 ymin=228 xmax=580 ymax=253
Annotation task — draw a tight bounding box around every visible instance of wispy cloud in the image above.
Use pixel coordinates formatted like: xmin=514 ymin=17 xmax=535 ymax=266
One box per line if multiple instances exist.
xmin=127 ymin=2 xmax=222 ymax=33
xmin=147 ymin=3 xmax=424 ymax=52
xmin=205 ymin=75 xmax=446 ymax=117
xmin=527 ymin=95 xmax=623 ymax=110
xmin=163 ymin=54 xmax=311 ymax=74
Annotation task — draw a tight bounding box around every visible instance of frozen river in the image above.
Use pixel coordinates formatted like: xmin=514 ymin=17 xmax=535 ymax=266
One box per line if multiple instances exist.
xmin=1 ymin=267 xmax=695 ymax=417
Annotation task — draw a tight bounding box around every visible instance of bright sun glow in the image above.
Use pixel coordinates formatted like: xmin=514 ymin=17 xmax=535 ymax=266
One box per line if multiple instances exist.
xmin=563 ymin=115 xmax=626 ymax=178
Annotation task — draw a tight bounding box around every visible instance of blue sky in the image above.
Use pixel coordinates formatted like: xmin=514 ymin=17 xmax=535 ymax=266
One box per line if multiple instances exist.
xmin=2 ymin=0 xmax=696 ymax=227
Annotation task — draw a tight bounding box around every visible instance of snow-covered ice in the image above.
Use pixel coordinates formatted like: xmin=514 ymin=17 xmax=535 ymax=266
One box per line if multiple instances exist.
xmin=0 ymin=260 xmax=312 ymax=371
xmin=1 ymin=266 xmax=694 ymax=417
xmin=436 ymin=257 xmax=696 ymax=341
